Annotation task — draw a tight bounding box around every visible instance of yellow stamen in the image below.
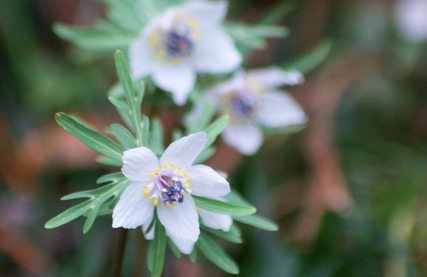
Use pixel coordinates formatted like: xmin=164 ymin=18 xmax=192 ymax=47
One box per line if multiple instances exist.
xmin=169 ymin=162 xmax=174 ymax=167
xmin=172 ymin=202 xmax=176 ymax=206
xmin=144 ymin=190 xmax=148 ymax=196
xmin=165 ymin=203 xmax=170 ymax=208
xmin=154 ymin=51 xmax=166 ymax=61
xmin=182 ymin=172 xmax=187 ymax=177
xmin=182 ymin=191 xmax=187 ymax=194
xmin=155 ymin=168 xmax=160 ymax=173
xmin=162 ymin=163 xmax=166 ymax=167
xmin=149 ymin=196 xmax=153 ymax=201
xmin=150 ymin=172 xmax=155 ymax=177
xmin=154 ymin=201 xmax=158 ymax=207
xmin=143 ymin=185 xmax=148 ymax=188
xmin=186 ymin=184 xmax=191 ymax=189
xmin=177 ymin=166 xmax=182 ymax=170
xmin=170 ymin=57 xmax=180 ymax=65
xmin=186 ymin=177 xmax=191 ymax=181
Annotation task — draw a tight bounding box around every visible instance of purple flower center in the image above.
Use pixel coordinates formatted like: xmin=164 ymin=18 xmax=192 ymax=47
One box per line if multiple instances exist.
xmin=157 ymin=175 xmax=188 ymax=204
xmin=165 ymin=28 xmax=194 ymax=58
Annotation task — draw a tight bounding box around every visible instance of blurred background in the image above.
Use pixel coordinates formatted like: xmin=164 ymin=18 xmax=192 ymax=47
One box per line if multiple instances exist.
xmin=1 ymin=0 xmax=427 ymax=276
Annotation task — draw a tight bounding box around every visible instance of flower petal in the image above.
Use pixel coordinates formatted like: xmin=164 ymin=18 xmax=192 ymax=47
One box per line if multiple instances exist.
xmin=186 ymin=165 xmax=230 ymax=198
xmin=129 ymin=33 xmax=155 ymax=80
xmin=192 ymin=28 xmax=242 ymax=73
xmin=168 ymin=233 xmax=195 ymax=254
xmin=157 ymin=195 xmax=200 ymax=242
xmin=122 ymin=147 xmax=159 ymax=182
xmin=182 ymin=1 xmax=228 ymax=28
xmin=112 ymin=182 xmax=154 ymax=229
xmin=222 ymin=124 xmax=263 ymax=155
xmin=152 ymin=62 xmax=196 ymax=105
xmin=199 ymin=208 xmax=232 ymax=232
xmin=257 ymin=90 xmax=307 ymax=127
xmin=160 ymin=132 xmax=207 ymax=169
xmin=247 ymin=67 xmax=304 ymax=88
xmin=204 ymin=70 xmax=245 ymax=97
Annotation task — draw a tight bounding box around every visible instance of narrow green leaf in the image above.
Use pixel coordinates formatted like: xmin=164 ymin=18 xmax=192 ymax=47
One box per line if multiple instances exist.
xmin=189 ymin=247 xmax=197 ymax=263
xmin=96 ymin=172 xmax=125 ymax=184
xmin=45 ymin=201 xmax=92 ymax=229
xmin=282 ymin=39 xmax=332 ymax=74
xmin=201 ymin=226 xmax=242 ymax=244
xmin=83 ymin=201 xmax=103 ymax=233
xmin=55 ymin=113 xmax=124 ymax=162
xmin=204 ymin=115 xmax=229 ymax=150
xmin=96 ymin=156 xmax=123 ymax=167
xmin=152 ymin=117 xmax=164 ymax=153
xmin=192 ymin=196 xmax=256 ymax=216
xmin=111 ymin=123 xmax=137 ymax=149
xmin=197 ymin=233 xmax=239 ymax=274
xmin=151 ymin=220 xmax=167 ymax=277
xmin=53 ymin=23 xmax=136 ymax=50
xmin=234 ymin=214 xmax=279 ymax=232
xmin=142 ymin=115 xmax=150 ymax=147
xmin=194 ymin=147 xmax=216 ymax=164
xmin=167 ymin=238 xmax=182 ymax=258
xmin=108 ymin=96 xmax=133 ymax=130
xmin=147 ymin=241 xmax=155 ymax=272
xmin=224 ymin=190 xmax=252 ymax=206
xmin=114 ymin=50 xmax=144 ymax=145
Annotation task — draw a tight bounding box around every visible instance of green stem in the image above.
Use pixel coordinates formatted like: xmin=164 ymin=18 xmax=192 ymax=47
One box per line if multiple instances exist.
xmin=114 ymin=229 xmax=129 ymax=277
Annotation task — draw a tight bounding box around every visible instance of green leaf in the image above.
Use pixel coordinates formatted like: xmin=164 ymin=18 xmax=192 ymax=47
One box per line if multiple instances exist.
xmin=189 ymin=247 xmax=197 ymax=263
xmin=46 ymin=178 xmax=130 ymax=232
xmin=167 ymin=238 xmax=182 ymax=258
xmin=197 ymin=233 xmax=239 ymax=274
xmin=150 ymin=220 xmax=167 ymax=277
xmin=152 ymin=117 xmax=164 ymax=153
xmin=201 ymin=226 xmax=242 ymax=244
xmin=114 ymin=50 xmax=144 ymax=146
xmin=45 ymin=201 xmax=92 ymax=229
xmin=192 ymin=196 xmax=256 ymax=216
xmin=147 ymin=241 xmax=155 ymax=272
xmin=224 ymin=190 xmax=252 ymax=206
xmin=108 ymin=96 xmax=133 ymax=130
xmin=110 ymin=123 xmax=137 ymax=149
xmin=142 ymin=115 xmax=150 ymax=147
xmin=96 ymin=156 xmax=123 ymax=167
xmin=204 ymin=115 xmax=229 ymax=150
xmin=96 ymin=172 xmax=125 ymax=184
xmin=282 ymin=39 xmax=332 ymax=74
xmin=55 ymin=113 xmax=124 ymax=162
xmin=194 ymin=147 xmax=216 ymax=164
xmin=53 ymin=23 xmax=136 ymax=50
xmin=263 ymin=121 xmax=308 ymax=135
xmin=233 ymin=214 xmax=279 ymax=232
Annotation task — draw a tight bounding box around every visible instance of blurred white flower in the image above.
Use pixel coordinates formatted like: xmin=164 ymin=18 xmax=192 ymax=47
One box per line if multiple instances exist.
xmin=206 ymin=67 xmax=307 ymax=155
xmin=112 ymin=132 xmax=230 ymax=242
xmin=395 ymin=0 xmax=427 ymax=42
xmin=143 ymin=206 xmax=232 ymax=254
xmin=129 ymin=1 xmax=242 ymax=105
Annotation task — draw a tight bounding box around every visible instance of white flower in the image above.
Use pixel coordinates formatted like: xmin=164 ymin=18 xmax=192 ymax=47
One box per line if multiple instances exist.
xmin=205 ymin=67 xmax=307 ymax=155
xmin=129 ymin=1 xmax=242 ymax=105
xmin=395 ymin=0 xmax=427 ymax=42
xmin=142 ymin=207 xmax=232 ymax=254
xmin=112 ymin=132 xmax=230 ymax=242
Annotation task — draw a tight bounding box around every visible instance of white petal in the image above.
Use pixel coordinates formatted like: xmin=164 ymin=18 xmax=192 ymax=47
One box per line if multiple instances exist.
xmin=222 ymin=124 xmax=263 ymax=155
xmin=142 ymin=213 xmax=155 ymax=240
xmin=152 ymin=62 xmax=196 ymax=105
xmin=257 ymin=90 xmax=307 ymax=127
xmin=247 ymin=67 xmax=304 ymax=88
xmin=160 ymin=132 xmax=207 ymax=169
xmin=168 ymin=234 xmax=195 ymax=254
xmin=182 ymin=1 xmax=227 ymax=28
xmin=112 ymin=182 xmax=154 ymax=229
xmin=186 ymin=165 xmax=230 ymax=198
xmin=192 ymin=28 xmax=242 ymax=73
xmin=157 ymin=195 xmax=200 ymax=242
xmin=204 ymin=70 xmax=245 ymax=97
xmin=121 ymin=147 xmax=159 ymax=182
xmin=129 ymin=33 xmax=155 ymax=79
xmin=199 ymin=208 xmax=232 ymax=232
xmin=395 ymin=0 xmax=427 ymax=42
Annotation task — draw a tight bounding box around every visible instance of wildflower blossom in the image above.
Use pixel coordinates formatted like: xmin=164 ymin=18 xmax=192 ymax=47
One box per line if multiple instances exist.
xmin=205 ymin=67 xmax=307 ymax=155
xmin=129 ymin=1 xmax=242 ymax=105
xmin=112 ymin=132 xmax=230 ymax=242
